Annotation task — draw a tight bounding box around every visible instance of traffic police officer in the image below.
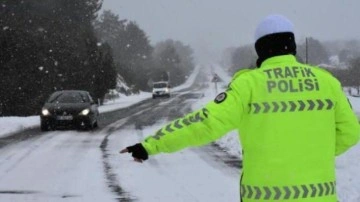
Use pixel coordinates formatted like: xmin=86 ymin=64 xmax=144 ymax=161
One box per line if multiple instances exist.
xmin=120 ymin=14 xmax=360 ymax=202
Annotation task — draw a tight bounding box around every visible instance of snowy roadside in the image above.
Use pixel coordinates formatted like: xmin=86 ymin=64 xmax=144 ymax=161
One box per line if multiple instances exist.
xmin=336 ymin=95 xmax=360 ymax=201
xmin=0 ymin=116 xmax=40 ymax=138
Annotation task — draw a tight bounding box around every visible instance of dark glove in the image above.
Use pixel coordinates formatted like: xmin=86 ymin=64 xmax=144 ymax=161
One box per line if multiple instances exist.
xmin=125 ymin=143 xmax=148 ymax=161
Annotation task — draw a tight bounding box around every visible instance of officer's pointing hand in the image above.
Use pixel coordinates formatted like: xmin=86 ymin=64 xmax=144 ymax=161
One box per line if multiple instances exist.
xmin=120 ymin=143 xmax=149 ymax=163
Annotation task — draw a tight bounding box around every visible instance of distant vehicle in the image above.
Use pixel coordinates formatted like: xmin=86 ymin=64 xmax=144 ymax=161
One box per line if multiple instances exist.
xmin=40 ymin=90 xmax=99 ymax=131
xmin=152 ymin=81 xmax=170 ymax=99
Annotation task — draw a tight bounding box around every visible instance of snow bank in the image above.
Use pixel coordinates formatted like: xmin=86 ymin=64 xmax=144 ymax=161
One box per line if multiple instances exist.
xmin=0 ymin=116 xmax=39 ymax=138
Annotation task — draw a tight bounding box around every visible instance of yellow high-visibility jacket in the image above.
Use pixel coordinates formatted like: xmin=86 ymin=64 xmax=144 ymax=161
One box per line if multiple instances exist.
xmin=142 ymin=55 xmax=360 ymax=202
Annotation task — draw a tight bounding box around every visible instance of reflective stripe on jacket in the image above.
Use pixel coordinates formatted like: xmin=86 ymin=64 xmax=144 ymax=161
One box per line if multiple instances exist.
xmin=142 ymin=55 xmax=360 ymax=202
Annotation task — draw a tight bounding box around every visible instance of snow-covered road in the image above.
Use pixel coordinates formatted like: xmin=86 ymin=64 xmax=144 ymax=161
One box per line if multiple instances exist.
xmin=107 ymin=122 xmax=240 ymax=202
xmin=0 ymin=131 xmax=114 ymax=201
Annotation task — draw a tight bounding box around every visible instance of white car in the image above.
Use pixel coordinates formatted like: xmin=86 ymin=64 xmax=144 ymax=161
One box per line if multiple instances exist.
xmin=152 ymin=81 xmax=170 ymax=99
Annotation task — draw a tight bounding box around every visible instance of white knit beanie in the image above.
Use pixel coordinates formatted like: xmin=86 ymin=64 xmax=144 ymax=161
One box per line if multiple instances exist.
xmin=254 ymin=14 xmax=294 ymax=41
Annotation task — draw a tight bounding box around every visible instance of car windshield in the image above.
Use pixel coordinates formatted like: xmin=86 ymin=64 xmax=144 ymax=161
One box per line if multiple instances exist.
xmin=153 ymin=83 xmax=168 ymax=88
xmin=48 ymin=92 xmax=89 ymax=103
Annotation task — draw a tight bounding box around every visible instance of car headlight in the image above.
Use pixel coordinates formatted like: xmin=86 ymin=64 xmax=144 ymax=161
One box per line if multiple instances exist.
xmin=79 ymin=109 xmax=90 ymax=116
xmin=165 ymin=88 xmax=169 ymax=93
xmin=42 ymin=109 xmax=50 ymax=116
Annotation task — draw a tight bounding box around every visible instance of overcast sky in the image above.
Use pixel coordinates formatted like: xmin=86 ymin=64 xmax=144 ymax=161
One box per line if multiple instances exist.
xmin=101 ymin=0 xmax=360 ymax=63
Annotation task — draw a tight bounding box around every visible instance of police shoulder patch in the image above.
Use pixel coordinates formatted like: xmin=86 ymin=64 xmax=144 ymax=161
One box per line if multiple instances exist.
xmin=214 ymin=92 xmax=227 ymax=104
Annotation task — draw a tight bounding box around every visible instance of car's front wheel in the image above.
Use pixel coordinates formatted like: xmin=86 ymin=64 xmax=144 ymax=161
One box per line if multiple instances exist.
xmin=81 ymin=119 xmax=97 ymax=131
xmin=41 ymin=121 xmax=50 ymax=131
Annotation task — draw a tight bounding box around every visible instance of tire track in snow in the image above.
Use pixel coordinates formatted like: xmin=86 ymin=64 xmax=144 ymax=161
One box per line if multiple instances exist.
xmin=100 ymin=119 xmax=137 ymax=202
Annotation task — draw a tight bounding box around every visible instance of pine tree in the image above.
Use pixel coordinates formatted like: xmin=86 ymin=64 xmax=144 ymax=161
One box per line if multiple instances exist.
xmin=95 ymin=11 xmax=154 ymax=91
xmin=153 ymin=40 xmax=195 ymax=86
xmin=0 ymin=0 xmax=116 ymax=115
